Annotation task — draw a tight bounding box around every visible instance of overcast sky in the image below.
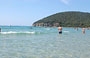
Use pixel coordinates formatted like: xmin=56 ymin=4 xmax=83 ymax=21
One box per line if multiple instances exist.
xmin=0 ymin=0 xmax=90 ymax=26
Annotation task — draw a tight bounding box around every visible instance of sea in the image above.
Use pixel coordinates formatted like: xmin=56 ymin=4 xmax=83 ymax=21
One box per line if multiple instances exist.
xmin=0 ymin=26 xmax=90 ymax=58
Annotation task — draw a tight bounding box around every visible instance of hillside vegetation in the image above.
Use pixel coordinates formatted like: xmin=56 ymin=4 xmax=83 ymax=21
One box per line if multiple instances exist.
xmin=33 ymin=11 xmax=90 ymax=27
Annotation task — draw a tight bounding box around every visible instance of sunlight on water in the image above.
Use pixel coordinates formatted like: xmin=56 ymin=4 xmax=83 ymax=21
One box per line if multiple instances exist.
xmin=0 ymin=26 xmax=90 ymax=58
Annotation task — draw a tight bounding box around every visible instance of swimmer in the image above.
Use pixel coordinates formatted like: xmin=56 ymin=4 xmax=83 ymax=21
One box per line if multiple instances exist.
xmin=82 ymin=28 xmax=85 ymax=34
xmin=58 ymin=26 xmax=62 ymax=34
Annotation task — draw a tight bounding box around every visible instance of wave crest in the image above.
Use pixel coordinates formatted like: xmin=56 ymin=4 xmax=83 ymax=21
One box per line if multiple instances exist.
xmin=0 ymin=31 xmax=35 ymax=34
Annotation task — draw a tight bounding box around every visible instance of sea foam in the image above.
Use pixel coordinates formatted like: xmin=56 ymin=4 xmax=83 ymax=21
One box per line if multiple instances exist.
xmin=0 ymin=31 xmax=35 ymax=34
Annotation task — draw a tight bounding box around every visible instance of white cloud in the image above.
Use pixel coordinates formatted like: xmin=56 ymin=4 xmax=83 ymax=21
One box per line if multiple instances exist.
xmin=60 ymin=0 xmax=70 ymax=5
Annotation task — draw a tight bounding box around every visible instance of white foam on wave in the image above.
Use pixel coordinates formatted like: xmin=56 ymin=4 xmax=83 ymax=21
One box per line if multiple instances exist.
xmin=63 ymin=31 xmax=69 ymax=33
xmin=0 ymin=31 xmax=35 ymax=34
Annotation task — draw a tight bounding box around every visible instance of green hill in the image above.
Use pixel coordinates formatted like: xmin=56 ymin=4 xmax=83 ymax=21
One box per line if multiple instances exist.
xmin=33 ymin=11 xmax=90 ymax=27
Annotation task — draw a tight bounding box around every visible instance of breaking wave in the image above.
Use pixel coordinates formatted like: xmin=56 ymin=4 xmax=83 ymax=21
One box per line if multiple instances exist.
xmin=0 ymin=31 xmax=35 ymax=34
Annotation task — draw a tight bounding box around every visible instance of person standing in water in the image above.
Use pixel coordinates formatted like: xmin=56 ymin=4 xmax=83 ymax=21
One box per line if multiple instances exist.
xmin=58 ymin=26 xmax=62 ymax=34
xmin=82 ymin=28 xmax=85 ymax=34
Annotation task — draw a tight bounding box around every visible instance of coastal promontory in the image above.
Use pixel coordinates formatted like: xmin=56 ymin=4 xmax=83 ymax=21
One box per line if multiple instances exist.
xmin=33 ymin=11 xmax=90 ymax=27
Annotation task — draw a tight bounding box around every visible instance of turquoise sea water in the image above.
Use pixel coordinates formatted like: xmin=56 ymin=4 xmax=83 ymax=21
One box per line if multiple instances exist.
xmin=0 ymin=26 xmax=90 ymax=58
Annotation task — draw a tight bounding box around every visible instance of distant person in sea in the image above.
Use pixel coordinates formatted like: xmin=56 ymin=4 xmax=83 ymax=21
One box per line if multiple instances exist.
xmin=0 ymin=28 xmax=1 ymax=32
xmin=87 ymin=27 xmax=90 ymax=30
xmin=82 ymin=28 xmax=85 ymax=34
xmin=76 ymin=27 xmax=78 ymax=31
xmin=74 ymin=27 xmax=78 ymax=31
xmin=58 ymin=26 xmax=62 ymax=34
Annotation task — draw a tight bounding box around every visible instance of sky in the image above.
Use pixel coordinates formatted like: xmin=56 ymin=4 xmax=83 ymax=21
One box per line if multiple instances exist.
xmin=0 ymin=0 xmax=90 ymax=26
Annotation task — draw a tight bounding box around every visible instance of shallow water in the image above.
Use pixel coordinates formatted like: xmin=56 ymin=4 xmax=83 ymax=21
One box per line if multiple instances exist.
xmin=0 ymin=26 xmax=90 ymax=58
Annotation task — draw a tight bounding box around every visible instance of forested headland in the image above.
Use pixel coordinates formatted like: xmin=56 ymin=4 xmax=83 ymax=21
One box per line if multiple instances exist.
xmin=33 ymin=11 xmax=90 ymax=27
